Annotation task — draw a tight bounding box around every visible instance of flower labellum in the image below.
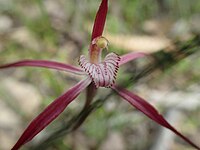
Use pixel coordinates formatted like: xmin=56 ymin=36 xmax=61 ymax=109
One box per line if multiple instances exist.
xmin=79 ymin=52 xmax=120 ymax=88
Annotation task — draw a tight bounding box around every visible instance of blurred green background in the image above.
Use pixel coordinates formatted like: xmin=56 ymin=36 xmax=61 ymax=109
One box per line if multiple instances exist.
xmin=0 ymin=0 xmax=200 ymax=150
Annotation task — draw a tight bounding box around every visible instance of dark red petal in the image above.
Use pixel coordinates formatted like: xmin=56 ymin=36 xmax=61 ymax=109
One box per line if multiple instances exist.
xmin=112 ymin=85 xmax=200 ymax=150
xmin=119 ymin=52 xmax=147 ymax=66
xmin=91 ymin=0 xmax=108 ymax=40
xmin=11 ymin=78 xmax=91 ymax=150
xmin=0 ymin=60 xmax=83 ymax=74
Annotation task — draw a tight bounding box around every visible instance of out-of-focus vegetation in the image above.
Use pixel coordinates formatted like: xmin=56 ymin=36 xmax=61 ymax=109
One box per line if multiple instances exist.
xmin=0 ymin=0 xmax=200 ymax=150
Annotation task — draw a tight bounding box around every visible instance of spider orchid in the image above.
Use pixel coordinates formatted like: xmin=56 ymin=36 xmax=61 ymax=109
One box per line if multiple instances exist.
xmin=0 ymin=0 xmax=199 ymax=150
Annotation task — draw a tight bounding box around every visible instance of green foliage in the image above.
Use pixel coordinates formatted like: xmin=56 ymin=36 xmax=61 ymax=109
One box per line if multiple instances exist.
xmin=84 ymin=108 xmax=108 ymax=141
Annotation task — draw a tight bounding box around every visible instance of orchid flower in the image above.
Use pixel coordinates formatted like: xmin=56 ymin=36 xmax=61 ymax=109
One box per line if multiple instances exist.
xmin=0 ymin=0 xmax=199 ymax=150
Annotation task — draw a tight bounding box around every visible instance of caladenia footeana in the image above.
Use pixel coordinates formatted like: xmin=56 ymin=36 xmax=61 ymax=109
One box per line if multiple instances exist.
xmin=0 ymin=0 xmax=199 ymax=149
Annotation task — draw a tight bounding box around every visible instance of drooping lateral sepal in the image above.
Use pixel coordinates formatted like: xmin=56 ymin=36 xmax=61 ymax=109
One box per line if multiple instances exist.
xmin=11 ymin=78 xmax=91 ymax=150
xmin=79 ymin=53 xmax=120 ymax=88
xmin=112 ymin=85 xmax=200 ymax=150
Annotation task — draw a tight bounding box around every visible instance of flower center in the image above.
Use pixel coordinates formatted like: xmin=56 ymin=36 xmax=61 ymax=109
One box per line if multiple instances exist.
xmin=89 ymin=36 xmax=109 ymax=64
xmin=79 ymin=53 xmax=120 ymax=88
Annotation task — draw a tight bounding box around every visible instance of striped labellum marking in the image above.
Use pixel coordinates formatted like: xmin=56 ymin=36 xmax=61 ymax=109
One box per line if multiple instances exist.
xmin=79 ymin=53 xmax=120 ymax=88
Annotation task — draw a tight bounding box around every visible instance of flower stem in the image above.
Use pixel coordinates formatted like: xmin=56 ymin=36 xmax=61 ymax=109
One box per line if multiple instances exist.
xmin=84 ymin=83 xmax=97 ymax=109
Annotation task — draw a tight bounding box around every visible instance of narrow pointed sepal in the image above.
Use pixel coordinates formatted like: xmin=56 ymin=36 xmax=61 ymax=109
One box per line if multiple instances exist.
xmin=112 ymin=85 xmax=200 ymax=150
xmin=11 ymin=78 xmax=91 ymax=150
xmin=91 ymin=0 xmax=108 ymax=40
xmin=0 ymin=60 xmax=84 ymax=74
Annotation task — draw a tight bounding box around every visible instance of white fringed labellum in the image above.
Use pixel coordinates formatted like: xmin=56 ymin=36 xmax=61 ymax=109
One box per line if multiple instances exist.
xmin=79 ymin=53 xmax=120 ymax=88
